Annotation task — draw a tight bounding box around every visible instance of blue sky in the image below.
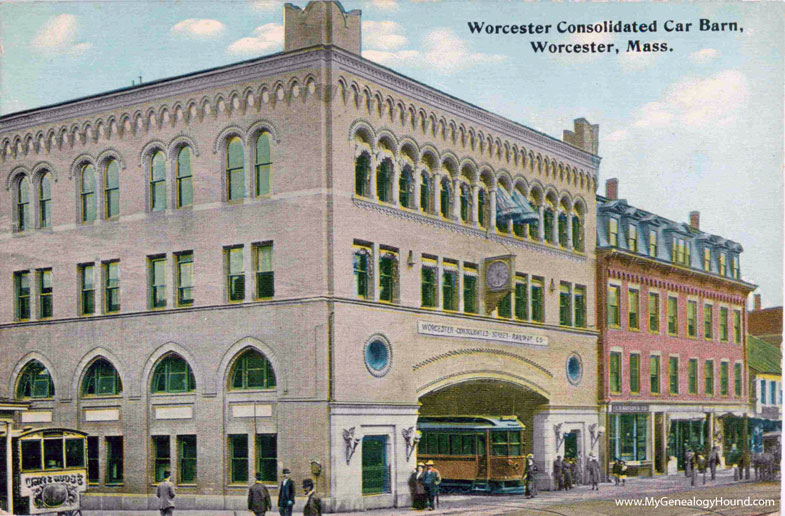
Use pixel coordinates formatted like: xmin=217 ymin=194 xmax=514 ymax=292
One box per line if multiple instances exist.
xmin=1 ymin=0 xmax=782 ymax=307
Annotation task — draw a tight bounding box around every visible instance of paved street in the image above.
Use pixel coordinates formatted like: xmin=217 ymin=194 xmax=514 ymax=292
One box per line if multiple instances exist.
xmin=82 ymin=469 xmax=781 ymax=516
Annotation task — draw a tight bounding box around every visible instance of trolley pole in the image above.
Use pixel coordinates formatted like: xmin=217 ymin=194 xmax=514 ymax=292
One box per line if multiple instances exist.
xmin=4 ymin=422 xmax=12 ymax=514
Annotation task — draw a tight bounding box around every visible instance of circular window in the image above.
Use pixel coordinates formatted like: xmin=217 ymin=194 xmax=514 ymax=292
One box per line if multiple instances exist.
xmin=566 ymin=354 xmax=583 ymax=385
xmin=364 ymin=336 xmax=392 ymax=377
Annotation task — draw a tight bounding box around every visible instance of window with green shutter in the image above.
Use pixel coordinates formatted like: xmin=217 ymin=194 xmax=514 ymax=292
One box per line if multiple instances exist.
xmin=648 ymin=292 xmax=660 ymax=333
xmin=255 ymin=434 xmax=277 ymax=482
xmin=609 ymin=352 xmax=621 ymax=394
xmin=559 ymin=282 xmax=572 ymax=326
xmin=229 ymin=435 xmax=248 ymax=484
xmin=463 ymin=273 xmax=477 ymax=314
xmin=443 ymin=268 xmax=458 ymax=311
xmin=14 ymin=271 xmax=30 ymax=321
xmin=355 ymin=154 xmax=370 ymax=197
xmin=734 ymin=363 xmax=742 ymax=396
xmin=515 ymin=279 xmax=528 ymax=321
xmin=720 ymin=362 xmax=729 ymax=396
xmin=379 ymin=252 xmax=397 ymax=303
xmin=153 ymin=436 xmax=170 ymax=483
xmin=669 ymin=357 xmax=679 ymax=394
xmin=687 ymin=301 xmax=697 ymax=337
xmin=667 ymin=296 xmax=678 ymax=335
xmin=650 ymin=355 xmax=661 ymax=394
xmin=628 ymin=289 xmax=639 ymax=330
xmin=38 ymin=268 xmax=52 ymax=319
xmin=704 ymin=304 xmax=713 ymax=339
xmin=421 ymin=264 xmax=437 ymax=308
xmin=705 ymin=360 xmax=714 ymax=395
xmin=497 ymin=292 xmax=511 ymax=318
xmin=688 ymin=359 xmax=698 ymax=394
xmin=607 ymin=286 xmax=620 ymax=327
xmin=179 ymin=435 xmax=197 ymax=484
xmin=531 ymin=277 xmax=544 ymax=322
xmin=629 ymin=354 xmax=640 ymax=394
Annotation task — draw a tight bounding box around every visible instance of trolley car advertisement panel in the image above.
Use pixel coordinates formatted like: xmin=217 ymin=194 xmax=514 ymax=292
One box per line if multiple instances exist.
xmin=19 ymin=470 xmax=86 ymax=514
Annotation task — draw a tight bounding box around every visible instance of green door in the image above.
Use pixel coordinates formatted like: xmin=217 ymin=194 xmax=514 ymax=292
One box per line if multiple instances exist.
xmin=564 ymin=433 xmax=577 ymax=459
xmin=362 ymin=435 xmax=388 ymax=494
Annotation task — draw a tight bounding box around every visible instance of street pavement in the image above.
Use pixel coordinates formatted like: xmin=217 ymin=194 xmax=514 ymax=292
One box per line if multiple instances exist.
xmin=81 ymin=469 xmax=780 ymax=516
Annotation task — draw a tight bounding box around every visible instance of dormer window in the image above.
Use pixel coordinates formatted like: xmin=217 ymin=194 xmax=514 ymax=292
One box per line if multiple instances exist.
xmin=648 ymin=230 xmax=657 ymax=257
xmin=627 ymin=225 xmax=638 ymax=252
xmin=608 ymin=218 xmax=619 ymax=246
xmin=672 ymin=237 xmax=689 ymax=266
xmin=719 ymin=253 xmax=726 ymax=277
xmin=703 ymin=248 xmax=711 ymax=271
xmin=731 ymin=256 xmax=740 ymax=279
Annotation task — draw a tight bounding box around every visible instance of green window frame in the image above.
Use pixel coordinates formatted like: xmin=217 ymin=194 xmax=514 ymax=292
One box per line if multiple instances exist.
xmin=648 ymin=292 xmax=660 ymax=333
xmin=153 ymin=435 xmax=170 ymax=483
xmin=82 ymin=358 xmax=122 ymax=396
xmin=150 ymin=151 xmax=166 ymax=211
xmin=79 ymin=263 xmax=95 ymax=315
xmin=559 ymin=282 xmax=572 ymax=326
xmin=151 ymin=355 xmax=196 ymax=394
xmin=16 ymin=360 xmax=55 ymax=399
xmin=149 ymin=256 xmax=166 ymax=309
xmin=688 ymin=359 xmax=698 ymax=394
xmin=477 ymin=188 xmax=486 ymax=227
xmin=255 ymin=243 xmax=274 ymax=299
xmin=16 ymin=176 xmax=31 ymax=231
xmin=87 ymin=437 xmax=99 ymax=484
xmin=39 ymin=173 xmax=52 ymax=228
xmin=230 ymin=349 xmax=276 ymax=390
xmin=255 ymin=132 xmax=272 ymax=197
xmin=609 ymin=352 xmax=621 ymax=394
xmin=719 ymin=307 xmax=729 ymax=342
xmin=543 ymin=208 xmax=554 ymax=243
xmin=687 ymin=301 xmax=697 ymax=337
xmin=531 ymin=277 xmax=544 ymax=322
xmin=557 ymin=212 xmax=568 ymax=247
xmin=226 ymin=137 xmax=245 ymax=201
xmin=38 ymin=268 xmax=52 ymax=319
xmin=420 ymin=173 xmax=431 ymax=213
xmin=14 ymin=270 xmax=30 ymax=321
xmin=629 ymin=353 xmax=640 ymax=394
xmin=226 ymin=246 xmax=245 ymax=302
xmin=463 ymin=273 xmax=477 ymax=314
xmin=399 ymin=168 xmax=412 ymax=209
xmin=705 ymin=360 xmax=714 ymax=395
xmin=497 ymin=292 xmax=511 ymax=318
xmin=176 ymin=252 xmax=194 ymax=307
xmin=105 ymin=436 xmax=123 ymax=484
xmin=720 ymin=362 xmax=729 ymax=396
xmin=355 ymin=154 xmax=370 ymax=197
xmin=421 ymin=264 xmax=437 ymax=308
xmin=650 ymin=355 xmax=661 ymax=394
xmin=572 ymin=215 xmax=584 ymax=251
xmin=442 ymin=268 xmax=457 ymax=311
xmin=733 ymin=310 xmax=741 ymax=344
xmin=667 ymin=296 xmax=678 ymax=336
xmin=734 ymin=363 xmax=742 ymax=396
xmin=377 ymin=160 xmax=392 ymax=203
xmin=178 ymin=435 xmax=197 ymax=484
xmin=104 ymin=159 xmax=120 ymax=218
xmin=104 ymin=261 xmax=120 ymax=313
xmin=608 ymin=218 xmax=618 ymax=246
xmin=439 ymin=179 xmax=450 ymax=218
xmin=379 ymin=252 xmax=397 ymax=303
xmin=669 ymin=357 xmax=679 ymax=394
xmin=81 ymin=165 xmax=96 ymax=223
xmin=229 ymin=434 xmax=248 ymax=484
xmin=255 ymin=434 xmax=277 ymax=483
xmin=607 ymin=286 xmax=620 ymax=328
xmin=459 ymin=183 xmax=470 ymax=222
xmin=704 ymin=304 xmax=713 ymax=340
xmin=628 ymin=289 xmax=640 ymax=330
xmin=353 ymin=247 xmax=370 ymax=299
xmin=528 ymin=201 xmax=539 ymax=239
xmin=515 ymin=278 xmax=529 ymax=321
xmin=176 ymin=146 xmax=193 ymax=208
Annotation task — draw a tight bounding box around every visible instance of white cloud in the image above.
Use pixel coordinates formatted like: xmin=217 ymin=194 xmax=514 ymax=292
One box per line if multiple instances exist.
xmin=605 ymin=129 xmax=629 ymax=143
xmin=31 ymin=14 xmax=92 ymax=55
xmin=250 ymin=0 xmax=282 ymax=11
xmin=690 ymin=48 xmax=719 ymax=63
xmin=171 ymin=19 xmax=225 ymax=39
xmin=362 ymin=49 xmax=421 ymax=65
xmin=419 ymin=28 xmax=506 ymax=74
xmin=227 ymin=23 xmax=283 ymax=55
xmin=369 ymin=0 xmax=398 ymax=10
xmin=363 ymin=21 xmax=407 ymax=51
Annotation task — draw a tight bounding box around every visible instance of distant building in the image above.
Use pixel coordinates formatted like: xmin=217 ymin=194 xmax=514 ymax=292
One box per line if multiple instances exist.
xmin=748 ymin=294 xmax=782 ymax=347
xmin=596 ymin=179 xmax=755 ymax=476
xmin=746 ymin=335 xmax=782 ymax=452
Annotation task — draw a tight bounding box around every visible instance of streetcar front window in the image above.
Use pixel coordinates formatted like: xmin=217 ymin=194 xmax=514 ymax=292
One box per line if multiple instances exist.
xmin=66 ymin=438 xmax=85 ymax=468
xmin=44 ymin=438 xmax=64 ymax=469
xmin=21 ymin=440 xmax=42 ymax=470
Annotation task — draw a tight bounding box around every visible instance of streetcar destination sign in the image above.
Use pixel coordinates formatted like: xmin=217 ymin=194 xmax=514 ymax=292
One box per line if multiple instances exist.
xmin=417 ymin=320 xmax=548 ymax=346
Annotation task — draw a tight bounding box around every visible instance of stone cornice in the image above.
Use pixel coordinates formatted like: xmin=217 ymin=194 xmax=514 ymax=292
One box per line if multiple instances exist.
xmin=329 ymin=48 xmax=601 ymax=171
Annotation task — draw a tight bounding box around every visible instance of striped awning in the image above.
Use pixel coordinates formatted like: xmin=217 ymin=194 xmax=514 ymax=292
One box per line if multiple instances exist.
xmin=495 ymin=188 xmax=539 ymax=224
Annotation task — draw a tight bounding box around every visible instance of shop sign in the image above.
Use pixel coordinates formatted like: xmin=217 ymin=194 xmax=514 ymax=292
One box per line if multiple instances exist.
xmin=611 ymin=404 xmax=649 ymax=413
xmin=417 ymin=320 xmax=548 ymax=346
xmin=20 ymin=470 xmax=87 ymax=515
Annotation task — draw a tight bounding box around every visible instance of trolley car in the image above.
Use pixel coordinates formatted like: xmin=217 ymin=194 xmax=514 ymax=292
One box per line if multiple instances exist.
xmin=10 ymin=428 xmax=88 ymax=515
xmin=416 ymin=416 xmax=526 ymax=494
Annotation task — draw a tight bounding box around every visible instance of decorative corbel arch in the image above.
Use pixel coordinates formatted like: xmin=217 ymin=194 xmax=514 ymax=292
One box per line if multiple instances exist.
xmin=167 ymin=134 xmax=201 ymax=161
xmin=213 ymin=336 xmax=287 ymax=396
xmin=69 ymin=153 xmax=96 ymax=180
xmin=4 ymin=164 xmax=30 ymax=191
xmin=245 ymin=119 xmax=281 ymax=146
xmin=136 ymin=341 xmax=205 ymax=398
xmin=96 ymin=148 xmax=126 ymax=171
xmin=212 ymin=125 xmax=245 ymax=154
xmin=138 ymin=140 xmax=167 ymax=167
xmin=348 ymin=119 xmax=376 ymax=145
xmin=69 ymin=347 xmax=128 ymax=400
xmin=31 ymin=161 xmax=58 ymax=184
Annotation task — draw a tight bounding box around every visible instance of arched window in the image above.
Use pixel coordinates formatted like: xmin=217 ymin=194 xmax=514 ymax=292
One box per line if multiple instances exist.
xmin=477 ymin=188 xmax=487 ymax=227
xmin=176 ymin=147 xmax=193 ymax=208
xmin=558 ymin=212 xmax=569 ymax=247
xmin=399 ymin=167 xmax=412 ymax=208
xmin=376 ymin=159 xmax=392 ymax=203
xmin=16 ymin=360 xmax=55 ymax=399
xmin=104 ymin=160 xmax=120 ymax=218
xmin=226 ymin=137 xmax=245 ymax=201
xmin=460 ymin=183 xmax=471 ymax=223
xmin=82 ymin=358 xmax=122 ymax=396
xmin=355 ymin=153 xmax=370 ymax=197
xmin=229 ymin=349 xmax=276 ymax=390
xmin=150 ymin=151 xmax=166 ymax=211
xmin=543 ymin=206 xmax=555 ymax=244
xmin=151 ymin=354 xmax=195 ymax=394
xmin=572 ymin=214 xmax=584 ymax=252
xmin=255 ymin=132 xmax=272 ymax=197
xmin=528 ymin=198 xmax=540 ymax=239
xmin=420 ymin=173 xmax=431 ymax=213
xmin=39 ymin=173 xmax=52 ymax=228
xmin=16 ymin=176 xmax=31 ymax=231
xmin=439 ymin=178 xmax=451 ymax=218
xmin=81 ymin=165 xmax=96 ymax=223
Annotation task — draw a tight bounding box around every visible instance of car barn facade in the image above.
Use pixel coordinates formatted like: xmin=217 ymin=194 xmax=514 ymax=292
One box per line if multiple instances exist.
xmin=0 ymin=1 xmax=602 ymax=511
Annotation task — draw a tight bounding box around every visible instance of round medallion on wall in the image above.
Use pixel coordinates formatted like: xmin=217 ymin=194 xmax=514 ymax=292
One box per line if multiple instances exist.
xmin=566 ymin=353 xmax=583 ymax=385
xmin=364 ymin=335 xmax=392 ymax=377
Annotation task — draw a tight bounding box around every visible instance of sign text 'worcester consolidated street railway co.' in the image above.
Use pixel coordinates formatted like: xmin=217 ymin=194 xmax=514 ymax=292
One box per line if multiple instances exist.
xmin=417 ymin=321 xmax=548 ymax=347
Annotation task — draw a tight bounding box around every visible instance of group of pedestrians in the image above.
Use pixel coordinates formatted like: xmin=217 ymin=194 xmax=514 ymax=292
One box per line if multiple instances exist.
xmin=409 ymin=460 xmax=442 ymax=511
xmin=552 ymin=454 xmax=600 ymax=490
xmin=684 ymin=446 xmax=721 ymax=486
xmin=154 ymin=467 xmax=321 ymax=516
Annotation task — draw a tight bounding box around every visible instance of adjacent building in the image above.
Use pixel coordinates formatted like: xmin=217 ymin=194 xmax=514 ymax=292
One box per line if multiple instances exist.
xmin=596 ymin=179 xmax=755 ymax=476
xmin=0 ymin=1 xmax=602 ymax=511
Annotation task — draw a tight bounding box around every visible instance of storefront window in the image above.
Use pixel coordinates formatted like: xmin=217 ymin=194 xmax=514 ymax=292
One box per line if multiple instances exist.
xmin=609 ymin=413 xmax=647 ymax=461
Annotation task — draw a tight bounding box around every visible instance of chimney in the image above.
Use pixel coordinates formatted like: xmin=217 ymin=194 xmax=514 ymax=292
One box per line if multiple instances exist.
xmin=563 ymin=118 xmax=600 ymax=154
xmin=689 ymin=211 xmax=700 ymax=230
xmin=754 ymin=293 xmax=761 ymax=311
xmin=284 ymin=1 xmax=362 ymax=55
xmin=605 ymin=178 xmax=618 ymax=200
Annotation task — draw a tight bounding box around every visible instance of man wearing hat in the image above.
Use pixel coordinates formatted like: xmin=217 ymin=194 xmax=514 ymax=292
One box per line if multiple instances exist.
xmin=587 ymin=454 xmax=600 ymax=491
xmin=421 ymin=460 xmax=441 ymax=511
xmin=409 ymin=462 xmax=426 ymax=509
xmin=277 ymin=468 xmax=295 ymax=516
xmin=156 ymin=470 xmax=176 ymax=516
xmin=524 ymin=454 xmax=538 ymax=498
xmin=248 ymin=472 xmax=271 ymax=516
xmin=302 ymin=479 xmax=321 ymax=516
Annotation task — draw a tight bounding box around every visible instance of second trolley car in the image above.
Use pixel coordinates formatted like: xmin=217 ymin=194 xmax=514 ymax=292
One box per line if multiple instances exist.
xmin=416 ymin=415 xmax=526 ymax=494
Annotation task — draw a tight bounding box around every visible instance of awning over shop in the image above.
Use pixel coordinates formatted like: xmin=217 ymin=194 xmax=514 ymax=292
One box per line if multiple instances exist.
xmin=495 ymin=188 xmax=539 ymax=224
xmin=668 ymin=412 xmax=708 ymax=421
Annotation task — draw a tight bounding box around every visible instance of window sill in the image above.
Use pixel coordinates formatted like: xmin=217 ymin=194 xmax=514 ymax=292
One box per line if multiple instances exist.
xmin=105 ymin=483 xmax=124 ymax=487
xmin=178 ymin=483 xmax=197 ymax=488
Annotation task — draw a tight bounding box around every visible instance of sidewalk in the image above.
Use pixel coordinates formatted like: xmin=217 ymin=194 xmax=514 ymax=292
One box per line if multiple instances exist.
xmin=81 ymin=469 xmax=759 ymax=516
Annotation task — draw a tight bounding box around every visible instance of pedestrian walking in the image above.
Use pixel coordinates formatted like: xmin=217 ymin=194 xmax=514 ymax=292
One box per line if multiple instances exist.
xmin=611 ymin=459 xmax=620 ymax=486
xmin=409 ymin=463 xmax=426 ymax=509
xmin=277 ymin=468 xmax=295 ymax=516
xmin=587 ymin=454 xmax=600 ymax=491
xmin=524 ymin=454 xmax=538 ymax=498
xmin=422 ymin=460 xmax=441 ymax=511
xmin=696 ymin=452 xmax=707 ymax=485
xmin=248 ymin=472 xmax=272 ymax=516
xmin=302 ymin=479 xmax=321 ymax=516
xmin=690 ymin=453 xmax=697 ymax=487
xmin=553 ymin=455 xmax=563 ymax=490
xmin=156 ymin=471 xmax=176 ymax=516
xmin=618 ymin=460 xmax=627 ymax=486
xmin=708 ymin=446 xmax=719 ymax=481
xmin=684 ymin=448 xmax=693 ymax=478
xmin=562 ymin=457 xmax=572 ymax=490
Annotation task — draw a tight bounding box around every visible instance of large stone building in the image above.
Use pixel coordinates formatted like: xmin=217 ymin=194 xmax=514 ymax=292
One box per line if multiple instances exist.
xmin=596 ymin=179 xmax=755 ymax=477
xmin=0 ymin=1 xmax=601 ymax=511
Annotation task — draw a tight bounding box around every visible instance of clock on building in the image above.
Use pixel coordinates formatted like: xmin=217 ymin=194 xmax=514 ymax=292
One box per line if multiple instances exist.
xmin=485 ymin=260 xmax=510 ymax=290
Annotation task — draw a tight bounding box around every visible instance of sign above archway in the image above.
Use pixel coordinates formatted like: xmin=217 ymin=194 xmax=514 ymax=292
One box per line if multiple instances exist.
xmin=417 ymin=320 xmax=548 ymax=347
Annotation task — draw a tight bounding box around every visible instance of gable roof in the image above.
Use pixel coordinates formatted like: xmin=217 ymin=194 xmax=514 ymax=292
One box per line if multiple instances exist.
xmin=748 ymin=335 xmax=782 ymax=375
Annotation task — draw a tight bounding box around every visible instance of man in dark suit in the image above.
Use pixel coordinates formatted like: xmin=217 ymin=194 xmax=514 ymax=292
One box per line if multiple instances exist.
xmin=302 ymin=479 xmax=321 ymax=516
xmin=708 ymin=446 xmax=719 ymax=480
xmin=277 ymin=468 xmax=295 ymax=516
xmin=248 ymin=472 xmax=272 ymax=516
xmin=156 ymin=471 xmax=176 ymax=516
xmin=553 ymin=455 xmax=563 ymax=490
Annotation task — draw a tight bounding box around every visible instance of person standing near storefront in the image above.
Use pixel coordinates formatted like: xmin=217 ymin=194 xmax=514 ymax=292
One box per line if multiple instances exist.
xmin=248 ymin=472 xmax=272 ymax=516
xmin=422 ymin=461 xmax=441 ymax=511
xmin=708 ymin=446 xmax=719 ymax=481
xmin=156 ymin=471 xmax=176 ymax=516
xmin=302 ymin=479 xmax=321 ymax=516
xmin=278 ymin=468 xmax=295 ymax=516
xmin=587 ymin=454 xmax=600 ymax=491
xmin=553 ymin=455 xmax=563 ymax=490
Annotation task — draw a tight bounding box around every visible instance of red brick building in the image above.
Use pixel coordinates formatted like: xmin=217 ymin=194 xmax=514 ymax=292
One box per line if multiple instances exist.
xmin=596 ymin=179 xmax=755 ymax=477
xmin=748 ymin=295 xmax=782 ymax=347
